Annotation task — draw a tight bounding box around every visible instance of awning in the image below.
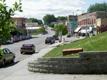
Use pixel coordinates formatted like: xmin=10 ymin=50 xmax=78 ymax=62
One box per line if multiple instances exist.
xmin=26 ymin=27 xmax=41 ymax=30
xmin=74 ymin=27 xmax=81 ymax=32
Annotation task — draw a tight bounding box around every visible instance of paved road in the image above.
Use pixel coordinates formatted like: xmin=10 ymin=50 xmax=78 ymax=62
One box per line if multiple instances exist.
xmin=0 ymin=40 xmax=107 ymax=80
xmin=1 ymin=28 xmax=54 ymax=62
xmin=0 ymin=28 xmax=55 ymax=80
xmin=0 ymin=28 xmax=88 ymax=80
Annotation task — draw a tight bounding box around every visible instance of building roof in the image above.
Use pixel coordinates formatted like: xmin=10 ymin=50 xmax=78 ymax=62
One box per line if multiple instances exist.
xmin=11 ymin=15 xmax=26 ymax=19
xmin=26 ymin=27 xmax=41 ymax=30
xmin=78 ymin=11 xmax=107 ymax=17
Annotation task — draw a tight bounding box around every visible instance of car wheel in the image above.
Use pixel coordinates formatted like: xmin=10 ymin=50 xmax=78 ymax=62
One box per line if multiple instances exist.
xmin=11 ymin=58 xmax=15 ymax=63
xmin=11 ymin=59 xmax=14 ymax=63
xmin=33 ymin=51 xmax=35 ymax=53
xmin=50 ymin=42 xmax=53 ymax=44
xmin=2 ymin=60 xmax=6 ymax=67
xmin=21 ymin=51 xmax=24 ymax=54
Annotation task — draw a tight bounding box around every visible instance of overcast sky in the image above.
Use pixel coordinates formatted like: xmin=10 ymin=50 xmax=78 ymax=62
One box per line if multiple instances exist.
xmin=6 ymin=0 xmax=107 ymax=19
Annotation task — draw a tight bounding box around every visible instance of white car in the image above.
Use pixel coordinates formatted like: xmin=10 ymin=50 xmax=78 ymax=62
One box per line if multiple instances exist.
xmin=0 ymin=48 xmax=15 ymax=67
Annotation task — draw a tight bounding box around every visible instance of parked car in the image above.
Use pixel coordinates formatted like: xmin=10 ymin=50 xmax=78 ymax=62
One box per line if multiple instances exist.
xmin=0 ymin=48 xmax=15 ymax=66
xmin=21 ymin=35 xmax=26 ymax=40
xmin=42 ymin=31 xmax=48 ymax=35
xmin=5 ymin=39 xmax=13 ymax=44
xmin=20 ymin=44 xmax=35 ymax=54
xmin=13 ymin=36 xmax=20 ymax=42
xmin=52 ymin=35 xmax=59 ymax=40
xmin=26 ymin=35 xmax=32 ymax=39
xmin=67 ymin=34 xmax=71 ymax=37
xmin=45 ymin=37 xmax=55 ymax=44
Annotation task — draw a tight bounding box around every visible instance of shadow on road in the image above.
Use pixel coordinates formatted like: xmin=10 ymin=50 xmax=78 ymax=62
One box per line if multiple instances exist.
xmin=22 ymin=52 xmax=38 ymax=55
xmin=0 ymin=61 xmax=19 ymax=68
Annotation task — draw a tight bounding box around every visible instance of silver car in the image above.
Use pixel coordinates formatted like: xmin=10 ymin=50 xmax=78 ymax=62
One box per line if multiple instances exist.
xmin=0 ymin=48 xmax=15 ymax=66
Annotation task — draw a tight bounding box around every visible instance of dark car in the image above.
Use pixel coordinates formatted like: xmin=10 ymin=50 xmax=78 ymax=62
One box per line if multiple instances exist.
xmin=67 ymin=34 xmax=71 ymax=37
xmin=20 ymin=44 xmax=35 ymax=54
xmin=5 ymin=39 xmax=13 ymax=44
xmin=42 ymin=31 xmax=48 ymax=35
xmin=52 ymin=35 xmax=59 ymax=40
xmin=45 ymin=37 xmax=55 ymax=44
xmin=0 ymin=48 xmax=15 ymax=66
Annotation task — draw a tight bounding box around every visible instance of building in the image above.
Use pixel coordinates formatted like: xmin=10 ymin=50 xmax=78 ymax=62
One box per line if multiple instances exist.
xmin=25 ymin=22 xmax=41 ymax=33
xmin=12 ymin=17 xmax=26 ymax=30
xmin=11 ymin=17 xmax=28 ymax=42
xmin=26 ymin=22 xmax=38 ymax=27
xmin=67 ymin=15 xmax=78 ymax=35
xmin=76 ymin=11 xmax=107 ymax=34
xmin=12 ymin=17 xmax=27 ymax=35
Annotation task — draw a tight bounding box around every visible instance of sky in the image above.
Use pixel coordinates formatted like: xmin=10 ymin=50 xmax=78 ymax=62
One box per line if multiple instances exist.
xmin=5 ymin=0 xmax=107 ymax=19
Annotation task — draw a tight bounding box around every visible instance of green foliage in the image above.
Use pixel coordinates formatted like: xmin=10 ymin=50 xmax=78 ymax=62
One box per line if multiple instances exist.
xmin=27 ymin=18 xmax=43 ymax=25
xmin=88 ymin=3 xmax=107 ymax=12
xmin=0 ymin=0 xmax=22 ymax=44
xmin=38 ymin=27 xmax=45 ymax=33
xmin=54 ymin=24 xmax=68 ymax=36
xmin=0 ymin=49 xmax=3 ymax=59
xmin=44 ymin=32 xmax=107 ymax=58
xmin=43 ymin=14 xmax=56 ymax=25
xmin=56 ymin=16 xmax=67 ymax=21
xmin=31 ymin=27 xmax=46 ymax=35
xmin=49 ymin=24 xmax=54 ymax=28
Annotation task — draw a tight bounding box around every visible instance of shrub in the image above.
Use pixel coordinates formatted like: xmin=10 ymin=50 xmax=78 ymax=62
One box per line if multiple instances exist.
xmin=0 ymin=49 xmax=3 ymax=59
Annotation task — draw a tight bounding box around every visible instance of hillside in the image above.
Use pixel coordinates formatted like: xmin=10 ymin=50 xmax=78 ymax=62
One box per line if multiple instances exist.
xmin=44 ymin=32 xmax=107 ymax=57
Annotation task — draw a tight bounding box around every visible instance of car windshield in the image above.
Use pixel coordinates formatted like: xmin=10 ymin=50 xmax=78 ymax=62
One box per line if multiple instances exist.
xmin=23 ymin=44 xmax=33 ymax=47
xmin=3 ymin=48 xmax=11 ymax=53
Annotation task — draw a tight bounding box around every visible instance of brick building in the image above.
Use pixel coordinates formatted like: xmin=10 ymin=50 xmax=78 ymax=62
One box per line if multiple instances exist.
xmin=77 ymin=11 xmax=107 ymax=33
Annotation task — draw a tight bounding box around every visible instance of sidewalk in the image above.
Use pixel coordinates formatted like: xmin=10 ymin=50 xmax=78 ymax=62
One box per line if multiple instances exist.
xmin=61 ymin=36 xmax=85 ymax=44
xmin=2 ymin=37 xmax=107 ymax=80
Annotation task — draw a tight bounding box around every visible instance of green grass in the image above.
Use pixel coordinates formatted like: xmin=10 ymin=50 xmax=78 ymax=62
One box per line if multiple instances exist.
xmin=31 ymin=27 xmax=45 ymax=35
xmin=44 ymin=32 xmax=107 ymax=58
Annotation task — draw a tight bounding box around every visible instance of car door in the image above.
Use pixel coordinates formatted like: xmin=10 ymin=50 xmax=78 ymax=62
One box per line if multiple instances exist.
xmin=2 ymin=49 xmax=10 ymax=61
xmin=5 ymin=48 xmax=14 ymax=61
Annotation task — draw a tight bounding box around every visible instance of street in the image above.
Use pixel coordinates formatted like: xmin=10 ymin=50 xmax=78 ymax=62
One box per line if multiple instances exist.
xmin=0 ymin=28 xmax=55 ymax=79
xmin=0 ymin=29 xmax=107 ymax=80
xmin=0 ymin=35 xmax=107 ymax=80
xmin=1 ymin=28 xmax=54 ymax=62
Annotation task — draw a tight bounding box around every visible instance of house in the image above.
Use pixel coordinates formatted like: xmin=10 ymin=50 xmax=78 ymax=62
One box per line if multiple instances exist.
xmin=25 ymin=22 xmax=41 ymax=33
xmin=12 ymin=17 xmax=26 ymax=30
xmin=11 ymin=17 xmax=28 ymax=42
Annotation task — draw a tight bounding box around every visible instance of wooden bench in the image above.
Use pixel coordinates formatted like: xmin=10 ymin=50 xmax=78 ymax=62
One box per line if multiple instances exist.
xmin=62 ymin=48 xmax=83 ymax=56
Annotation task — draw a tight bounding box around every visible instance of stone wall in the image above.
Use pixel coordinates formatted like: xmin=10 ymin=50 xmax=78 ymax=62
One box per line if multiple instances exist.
xmin=28 ymin=51 xmax=107 ymax=74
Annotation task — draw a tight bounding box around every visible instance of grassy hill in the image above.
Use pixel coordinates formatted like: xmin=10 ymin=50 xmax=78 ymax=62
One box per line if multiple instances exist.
xmin=44 ymin=32 xmax=107 ymax=58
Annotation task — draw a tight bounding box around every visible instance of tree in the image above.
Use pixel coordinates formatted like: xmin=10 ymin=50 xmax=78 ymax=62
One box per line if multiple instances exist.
xmin=54 ymin=24 xmax=68 ymax=42
xmin=43 ymin=14 xmax=56 ymax=25
xmin=56 ymin=16 xmax=67 ymax=21
xmin=88 ymin=3 xmax=107 ymax=12
xmin=0 ymin=0 xmax=22 ymax=44
xmin=27 ymin=18 xmax=43 ymax=25
xmin=0 ymin=49 xmax=3 ymax=58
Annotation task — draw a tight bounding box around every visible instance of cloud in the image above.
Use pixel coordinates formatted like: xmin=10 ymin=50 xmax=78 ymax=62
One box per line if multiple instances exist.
xmin=6 ymin=0 xmax=86 ymax=19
